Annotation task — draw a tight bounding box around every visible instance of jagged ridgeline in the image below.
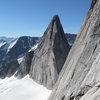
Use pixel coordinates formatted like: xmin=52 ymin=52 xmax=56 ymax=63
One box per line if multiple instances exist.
xmin=0 ymin=36 xmax=39 ymax=79
xmin=48 ymin=0 xmax=100 ymax=100
xmin=29 ymin=15 xmax=70 ymax=89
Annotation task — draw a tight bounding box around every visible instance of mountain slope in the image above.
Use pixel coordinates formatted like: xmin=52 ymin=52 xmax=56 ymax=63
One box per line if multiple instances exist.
xmin=7 ymin=36 xmax=39 ymax=59
xmin=29 ymin=15 xmax=70 ymax=89
xmin=0 ymin=36 xmax=39 ymax=78
xmin=0 ymin=75 xmax=51 ymax=100
xmin=0 ymin=36 xmax=39 ymax=64
xmin=16 ymin=50 xmax=34 ymax=78
xmin=48 ymin=0 xmax=100 ymax=100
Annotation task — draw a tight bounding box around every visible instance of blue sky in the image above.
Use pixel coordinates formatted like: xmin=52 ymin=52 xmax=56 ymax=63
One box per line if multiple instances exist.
xmin=0 ymin=0 xmax=92 ymax=37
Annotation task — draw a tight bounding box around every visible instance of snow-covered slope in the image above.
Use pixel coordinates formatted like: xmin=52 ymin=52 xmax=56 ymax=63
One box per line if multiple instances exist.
xmin=0 ymin=75 xmax=51 ymax=100
xmin=0 ymin=36 xmax=39 ymax=78
xmin=28 ymin=43 xmax=39 ymax=52
xmin=0 ymin=42 xmax=6 ymax=48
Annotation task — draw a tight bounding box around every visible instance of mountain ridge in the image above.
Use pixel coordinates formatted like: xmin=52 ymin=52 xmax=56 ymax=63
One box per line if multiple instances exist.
xmin=48 ymin=0 xmax=100 ymax=100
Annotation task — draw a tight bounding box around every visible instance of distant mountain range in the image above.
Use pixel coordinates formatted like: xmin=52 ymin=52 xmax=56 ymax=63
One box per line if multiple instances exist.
xmin=0 ymin=33 xmax=76 ymax=46
xmin=65 ymin=33 xmax=77 ymax=46
xmin=0 ymin=31 xmax=76 ymax=79
xmin=0 ymin=36 xmax=40 ymax=78
xmin=0 ymin=36 xmax=15 ymax=42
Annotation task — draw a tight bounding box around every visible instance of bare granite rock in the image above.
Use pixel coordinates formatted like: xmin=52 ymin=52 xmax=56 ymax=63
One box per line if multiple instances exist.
xmin=48 ymin=0 xmax=100 ymax=100
xmin=29 ymin=15 xmax=70 ymax=89
xmin=0 ymin=60 xmax=19 ymax=79
xmin=15 ymin=50 xmax=34 ymax=78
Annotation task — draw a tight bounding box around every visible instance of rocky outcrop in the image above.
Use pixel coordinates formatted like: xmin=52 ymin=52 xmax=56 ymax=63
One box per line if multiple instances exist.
xmin=48 ymin=0 xmax=100 ymax=100
xmin=79 ymin=83 xmax=100 ymax=100
xmin=0 ymin=60 xmax=19 ymax=79
xmin=30 ymin=15 xmax=70 ymax=89
xmin=15 ymin=50 xmax=34 ymax=78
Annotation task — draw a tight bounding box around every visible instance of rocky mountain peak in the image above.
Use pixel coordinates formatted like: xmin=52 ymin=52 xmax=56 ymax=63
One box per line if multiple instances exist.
xmin=30 ymin=15 xmax=70 ymax=89
xmin=52 ymin=15 xmax=59 ymax=20
xmin=45 ymin=15 xmax=65 ymax=38
xmin=37 ymin=15 xmax=69 ymax=54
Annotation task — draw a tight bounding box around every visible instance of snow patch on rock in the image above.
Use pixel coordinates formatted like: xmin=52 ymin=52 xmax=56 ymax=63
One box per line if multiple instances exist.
xmin=7 ymin=39 xmax=18 ymax=53
xmin=0 ymin=42 xmax=6 ymax=48
xmin=29 ymin=44 xmax=39 ymax=52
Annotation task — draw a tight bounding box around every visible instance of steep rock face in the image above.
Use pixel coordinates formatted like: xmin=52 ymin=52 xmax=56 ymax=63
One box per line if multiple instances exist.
xmin=48 ymin=0 xmax=100 ymax=100
xmin=0 ymin=60 xmax=19 ymax=79
xmin=15 ymin=43 xmax=39 ymax=78
xmin=30 ymin=15 xmax=70 ymax=89
xmin=15 ymin=50 xmax=34 ymax=78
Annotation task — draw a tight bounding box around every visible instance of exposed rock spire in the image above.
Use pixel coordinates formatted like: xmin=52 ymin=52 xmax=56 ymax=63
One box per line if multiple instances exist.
xmin=29 ymin=15 xmax=70 ymax=89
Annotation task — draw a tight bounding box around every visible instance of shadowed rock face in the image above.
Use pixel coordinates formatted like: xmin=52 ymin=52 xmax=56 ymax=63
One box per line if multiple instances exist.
xmin=48 ymin=0 xmax=100 ymax=100
xmin=30 ymin=15 xmax=70 ymax=89
xmin=0 ymin=36 xmax=39 ymax=68
xmin=0 ymin=60 xmax=19 ymax=79
xmin=15 ymin=51 xmax=34 ymax=78
xmin=0 ymin=36 xmax=39 ymax=79
xmin=7 ymin=36 xmax=38 ymax=59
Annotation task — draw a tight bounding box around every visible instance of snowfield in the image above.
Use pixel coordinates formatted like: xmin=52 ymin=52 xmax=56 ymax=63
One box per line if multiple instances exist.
xmin=0 ymin=76 xmax=51 ymax=100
